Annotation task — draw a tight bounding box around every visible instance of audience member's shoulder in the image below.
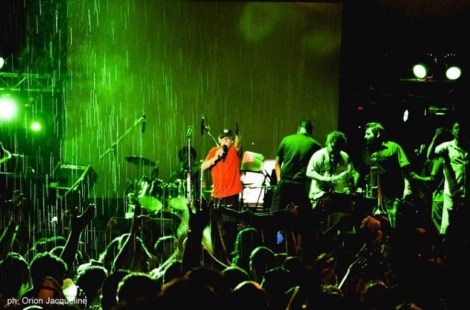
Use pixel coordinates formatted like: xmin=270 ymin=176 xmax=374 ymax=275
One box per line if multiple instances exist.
xmin=435 ymin=140 xmax=453 ymax=151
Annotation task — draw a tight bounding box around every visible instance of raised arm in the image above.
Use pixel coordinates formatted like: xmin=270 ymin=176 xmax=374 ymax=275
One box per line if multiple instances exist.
xmin=111 ymin=195 xmax=156 ymax=272
xmin=426 ymin=127 xmax=446 ymax=159
xmin=0 ymin=190 xmax=27 ymax=258
xmin=60 ymin=203 xmax=95 ymax=272
xmin=111 ymin=196 xmax=141 ymax=272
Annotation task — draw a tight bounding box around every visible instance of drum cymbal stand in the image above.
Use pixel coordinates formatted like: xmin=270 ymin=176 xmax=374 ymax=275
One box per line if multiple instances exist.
xmin=184 ymin=126 xmax=194 ymax=211
xmin=368 ymin=162 xmax=388 ymax=220
xmin=199 ymin=116 xmax=220 ymax=210
xmin=201 ymin=115 xmax=220 ymax=148
xmin=99 ymin=114 xmax=145 ymax=196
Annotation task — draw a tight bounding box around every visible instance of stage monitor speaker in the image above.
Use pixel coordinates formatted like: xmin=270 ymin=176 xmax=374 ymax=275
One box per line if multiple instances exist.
xmin=48 ymin=163 xmax=97 ymax=199
xmin=241 ymin=151 xmax=265 ymax=172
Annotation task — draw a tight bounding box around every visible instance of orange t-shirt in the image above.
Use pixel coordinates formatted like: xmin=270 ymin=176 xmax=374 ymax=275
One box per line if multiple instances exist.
xmin=205 ymin=145 xmax=242 ymax=198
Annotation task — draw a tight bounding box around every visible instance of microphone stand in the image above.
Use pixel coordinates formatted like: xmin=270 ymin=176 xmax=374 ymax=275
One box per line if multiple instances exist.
xmin=185 ymin=126 xmax=193 ymax=210
xmin=99 ymin=115 xmax=145 ymax=196
xmin=203 ymin=123 xmax=220 ymax=148
xmin=255 ymin=169 xmax=271 ymax=210
xmin=199 ymin=119 xmax=220 ymax=210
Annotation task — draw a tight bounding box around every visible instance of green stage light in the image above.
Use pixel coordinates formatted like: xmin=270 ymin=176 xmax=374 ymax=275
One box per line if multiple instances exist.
xmin=0 ymin=94 xmax=19 ymax=120
xmin=444 ymin=53 xmax=462 ymax=81
xmin=445 ymin=65 xmax=462 ymax=80
xmin=412 ymin=63 xmax=429 ymax=79
xmin=411 ymin=53 xmax=462 ymax=81
xmin=31 ymin=121 xmax=42 ymax=132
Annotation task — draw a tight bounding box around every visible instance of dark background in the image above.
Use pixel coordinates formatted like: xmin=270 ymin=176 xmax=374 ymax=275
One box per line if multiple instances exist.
xmin=340 ymin=0 xmax=469 ymax=155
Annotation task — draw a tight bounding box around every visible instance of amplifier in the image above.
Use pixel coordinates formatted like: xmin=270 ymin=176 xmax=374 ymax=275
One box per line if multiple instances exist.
xmin=48 ymin=163 xmax=97 ymax=197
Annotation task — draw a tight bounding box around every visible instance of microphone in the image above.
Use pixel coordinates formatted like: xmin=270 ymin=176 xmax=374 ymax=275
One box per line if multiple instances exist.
xmin=222 ymin=145 xmax=228 ymax=162
xmin=186 ymin=126 xmax=193 ymax=137
xmin=141 ymin=114 xmax=146 ymax=133
xmin=200 ymin=116 xmax=205 ymax=135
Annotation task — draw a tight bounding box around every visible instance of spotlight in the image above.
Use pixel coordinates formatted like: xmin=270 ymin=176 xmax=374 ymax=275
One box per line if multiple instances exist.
xmin=446 ymin=66 xmax=461 ymax=80
xmin=411 ymin=53 xmax=463 ymax=81
xmin=444 ymin=53 xmax=462 ymax=81
xmin=412 ymin=63 xmax=429 ymax=79
xmin=0 ymin=57 xmax=4 ymax=70
xmin=411 ymin=53 xmax=436 ymax=80
xmin=31 ymin=121 xmax=42 ymax=132
xmin=0 ymin=93 xmax=19 ymax=120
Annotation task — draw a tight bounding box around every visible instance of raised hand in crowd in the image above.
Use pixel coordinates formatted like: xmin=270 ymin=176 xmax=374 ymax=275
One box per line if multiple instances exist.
xmin=182 ymin=200 xmax=211 ymax=273
xmin=104 ymin=216 xmax=118 ymax=245
xmin=0 ymin=190 xmax=28 ymax=257
xmin=60 ymin=203 xmax=95 ymax=273
xmin=111 ymin=194 xmax=156 ymax=273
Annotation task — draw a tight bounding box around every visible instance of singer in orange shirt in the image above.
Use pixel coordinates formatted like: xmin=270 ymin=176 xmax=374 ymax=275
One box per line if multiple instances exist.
xmin=201 ymin=128 xmax=243 ymax=263
xmin=201 ymin=128 xmax=242 ymax=210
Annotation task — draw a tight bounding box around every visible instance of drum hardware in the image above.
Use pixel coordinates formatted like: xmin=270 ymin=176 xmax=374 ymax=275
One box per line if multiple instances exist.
xmin=133 ymin=176 xmax=194 ymax=212
xmin=136 ymin=177 xmax=165 ymax=212
xmin=244 ymin=185 xmax=275 ymax=190
xmin=125 ymin=155 xmax=157 ymax=167
xmin=99 ymin=114 xmax=146 ymax=192
xmin=367 ymin=163 xmax=389 ymax=221
xmin=167 ymin=179 xmax=189 ymax=211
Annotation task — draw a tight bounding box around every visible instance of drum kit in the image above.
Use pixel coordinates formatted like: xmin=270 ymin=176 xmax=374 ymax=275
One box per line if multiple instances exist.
xmin=125 ymin=155 xmax=189 ymax=214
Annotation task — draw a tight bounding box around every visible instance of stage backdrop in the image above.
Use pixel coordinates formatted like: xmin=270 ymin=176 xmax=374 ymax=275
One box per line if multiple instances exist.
xmin=65 ymin=0 xmax=343 ymax=198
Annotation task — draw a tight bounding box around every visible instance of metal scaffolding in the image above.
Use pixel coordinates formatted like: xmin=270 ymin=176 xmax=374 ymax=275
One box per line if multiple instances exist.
xmin=0 ymin=71 xmax=57 ymax=93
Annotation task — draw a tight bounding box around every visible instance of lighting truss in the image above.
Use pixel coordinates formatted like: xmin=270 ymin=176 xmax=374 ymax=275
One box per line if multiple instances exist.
xmin=0 ymin=72 xmax=57 ymax=93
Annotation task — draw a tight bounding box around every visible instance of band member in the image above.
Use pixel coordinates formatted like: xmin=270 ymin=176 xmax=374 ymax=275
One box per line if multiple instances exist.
xmin=432 ymin=120 xmax=470 ymax=278
xmin=270 ymin=120 xmax=321 ymax=262
xmin=360 ymin=121 xmax=413 ymax=229
xmin=201 ymin=128 xmax=242 ymax=263
xmin=271 ymin=120 xmax=322 ymax=212
xmin=307 ymin=130 xmax=358 ymax=207
xmin=201 ymin=128 xmax=242 ymax=210
xmin=306 ymin=131 xmax=360 ymax=253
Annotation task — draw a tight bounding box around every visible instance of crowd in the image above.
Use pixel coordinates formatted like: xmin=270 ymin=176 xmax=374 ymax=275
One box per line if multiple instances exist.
xmin=1 ymin=118 xmax=469 ymax=309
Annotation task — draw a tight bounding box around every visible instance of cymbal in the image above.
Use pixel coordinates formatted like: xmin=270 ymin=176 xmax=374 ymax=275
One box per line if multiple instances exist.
xmin=138 ymin=196 xmax=163 ymax=212
xmin=125 ymin=156 xmax=156 ymax=167
xmin=168 ymin=197 xmax=188 ymax=210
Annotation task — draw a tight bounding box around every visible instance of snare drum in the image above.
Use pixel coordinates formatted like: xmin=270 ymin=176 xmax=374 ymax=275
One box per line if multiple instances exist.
xmin=137 ymin=177 xmax=166 ymax=212
xmin=167 ymin=179 xmax=188 ymax=211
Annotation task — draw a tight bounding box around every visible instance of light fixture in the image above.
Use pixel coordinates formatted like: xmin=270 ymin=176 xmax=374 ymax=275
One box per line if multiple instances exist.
xmin=426 ymin=105 xmax=454 ymax=116
xmin=0 ymin=93 xmax=19 ymax=120
xmin=0 ymin=54 xmax=19 ymax=72
xmin=412 ymin=63 xmax=429 ymax=79
xmin=411 ymin=53 xmax=436 ymax=80
xmin=443 ymin=53 xmax=462 ymax=81
xmin=402 ymin=109 xmax=409 ymax=122
xmin=411 ymin=52 xmax=462 ymax=81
